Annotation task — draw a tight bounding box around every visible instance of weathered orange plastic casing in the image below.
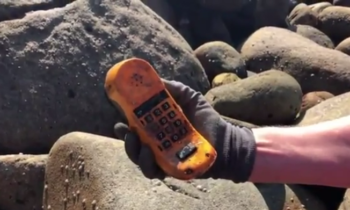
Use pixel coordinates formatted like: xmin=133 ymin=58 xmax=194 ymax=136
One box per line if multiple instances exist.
xmin=104 ymin=58 xmax=217 ymax=180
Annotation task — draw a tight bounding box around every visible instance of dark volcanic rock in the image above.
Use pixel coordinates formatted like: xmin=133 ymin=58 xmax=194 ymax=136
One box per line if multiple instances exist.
xmin=0 ymin=0 xmax=210 ymax=154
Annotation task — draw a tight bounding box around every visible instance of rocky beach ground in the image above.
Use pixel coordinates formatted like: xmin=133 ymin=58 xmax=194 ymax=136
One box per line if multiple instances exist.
xmin=0 ymin=0 xmax=350 ymax=209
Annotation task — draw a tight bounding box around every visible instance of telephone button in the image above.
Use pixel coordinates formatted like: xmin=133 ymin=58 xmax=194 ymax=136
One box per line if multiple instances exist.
xmin=167 ymin=111 xmax=176 ymax=119
xmin=173 ymin=119 xmax=182 ymax=127
xmin=162 ymin=140 xmax=172 ymax=149
xmin=171 ymin=134 xmax=180 ymax=142
xmin=156 ymin=131 xmax=166 ymax=141
xmin=144 ymin=114 xmax=154 ymax=123
xmin=161 ymin=102 xmax=170 ymax=111
xmin=153 ymin=108 xmax=162 ymax=117
xmin=159 ymin=117 xmax=168 ymax=126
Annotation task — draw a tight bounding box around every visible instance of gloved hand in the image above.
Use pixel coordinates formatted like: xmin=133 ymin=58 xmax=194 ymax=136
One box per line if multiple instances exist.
xmin=114 ymin=79 xmax=256 ymax=182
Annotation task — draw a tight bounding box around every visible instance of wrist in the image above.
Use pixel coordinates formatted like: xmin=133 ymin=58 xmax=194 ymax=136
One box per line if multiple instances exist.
xmin=248 ymin=127 xmax=290 ymax=183
xmin=248 ymin=125 xmax=329 ymax=184
xmin=206 ymin=119 xmax=257 ymax=182
xmin=249 ymin=120 xmax=350 ymax=187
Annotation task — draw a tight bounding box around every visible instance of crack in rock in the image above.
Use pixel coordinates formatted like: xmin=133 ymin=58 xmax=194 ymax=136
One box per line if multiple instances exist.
xmin=0 ymin=0 xmax=76 ymax=22
xmin=159 ymin=179 xmax=203 ymax=199
xmin=162 ymin=182 xmax=200 ymax=199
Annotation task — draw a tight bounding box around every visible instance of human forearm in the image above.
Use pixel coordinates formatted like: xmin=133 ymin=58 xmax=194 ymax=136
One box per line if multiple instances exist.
xmin=249 ymin=116 xmax=350 ymax=187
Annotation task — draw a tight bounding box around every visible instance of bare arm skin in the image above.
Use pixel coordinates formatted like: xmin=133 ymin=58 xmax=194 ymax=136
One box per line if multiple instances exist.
xmin=249 ymin=115 xmax=350 ymax=188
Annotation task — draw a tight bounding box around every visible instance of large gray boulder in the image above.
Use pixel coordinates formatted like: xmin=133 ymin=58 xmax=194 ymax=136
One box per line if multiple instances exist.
xmin=241 ymin=27 xmax=350 ymax=95
xmin=0 ymin=0 xmax=209 ymax=154
xmin=0 ymin=154 xmax=46 ymax=210
xmin=43 ymin=132 xmax=326 ymax=210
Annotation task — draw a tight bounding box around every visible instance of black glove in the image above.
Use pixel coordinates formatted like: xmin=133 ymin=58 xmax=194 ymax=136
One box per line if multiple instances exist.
xmin=114 ymin=79 xmax=256 ymax=182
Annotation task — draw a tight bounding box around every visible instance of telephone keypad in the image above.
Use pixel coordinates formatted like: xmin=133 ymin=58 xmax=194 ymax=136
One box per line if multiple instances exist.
xmin=159 ymin=117 xmax=168 ymax=125
xmin=161 ymin=102 xmax=170 ymax=111
xmin=142 ymin=100 xmax=193 ymax=153
xmin=173 ymin=119 xmax=182 ymax=127
xmin=167 ymin=111 xmax=176 ymax=119
xmin=134 ymin=90 xmax=196 ymax=153
xmin=157 ymin=131 xmax=166 ymax=141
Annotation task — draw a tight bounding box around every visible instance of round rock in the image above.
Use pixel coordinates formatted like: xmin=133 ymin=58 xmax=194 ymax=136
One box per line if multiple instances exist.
xmin=194 ymin=41 xmax=247 ymax=82
xmin=300 ymin=91 xmax=334 ymax=113
xmin=241 ymin=26 xmax=350 ymax=95
xmin=297 ymin=91 xmax=350 ymax=126
xmin=212 ymin=73 xmax=241 ymax=88
xmin=205 ymin=70 xmax=303 ymax=125
xmin=287 ymin=3 xmax=318 ymax=26
xmin=318 ymin=6 xmax=350 ymax=43
xmin=291 ymin=24 xmax=334 ymax=48
xmin=335 ymin=37 xmax=350 ymax=55
xmin=308 ymin=2 xmax=332 ymax=14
